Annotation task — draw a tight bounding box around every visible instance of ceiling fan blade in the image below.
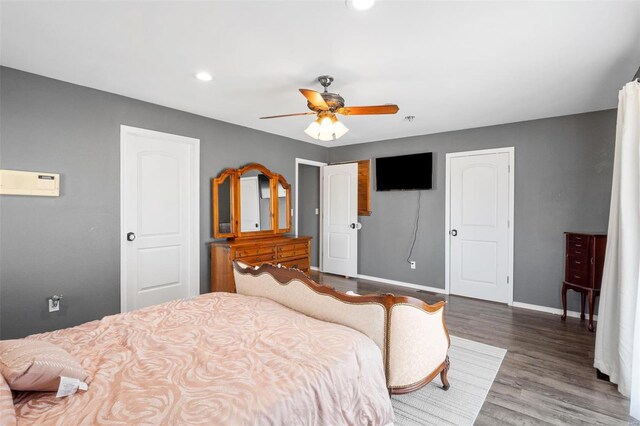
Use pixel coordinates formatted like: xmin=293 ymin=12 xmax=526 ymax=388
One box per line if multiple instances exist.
xmin=260 ymin=112 xmax=316 ymax=119
xmin=337 ymin=105 xmax=400 ymax=116
xmin=299 ymin=89 xmax=329 ymax=110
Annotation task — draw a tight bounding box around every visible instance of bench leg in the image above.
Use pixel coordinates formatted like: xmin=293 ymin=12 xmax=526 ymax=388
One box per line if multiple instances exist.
xmin=441 ymin=355 xmax=450 ymax=391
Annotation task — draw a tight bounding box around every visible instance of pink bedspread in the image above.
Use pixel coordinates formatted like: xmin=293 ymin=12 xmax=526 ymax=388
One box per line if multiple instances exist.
xmin=12 ymin=293 xmax=393 ymax=425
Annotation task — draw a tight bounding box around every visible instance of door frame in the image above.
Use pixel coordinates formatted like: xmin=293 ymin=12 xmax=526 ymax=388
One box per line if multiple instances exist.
xmin=295 ymin=158 xmax=327 ymax=271
xmin=120 ymin=125 xmax=200 ymax=313
xmin=444 ymin=147 xmax=515 ymax=305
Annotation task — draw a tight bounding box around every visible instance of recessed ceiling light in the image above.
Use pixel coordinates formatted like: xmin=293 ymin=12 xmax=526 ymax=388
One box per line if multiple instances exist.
xmin=346 ymin=0 xmax=375 ymax=11
xmin=195 ymin=71 xmax=213 ymax=82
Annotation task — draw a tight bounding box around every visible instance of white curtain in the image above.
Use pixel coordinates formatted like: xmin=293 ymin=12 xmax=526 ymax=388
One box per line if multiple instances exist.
xmin=594 ymin=80 xmax=640 ymax=417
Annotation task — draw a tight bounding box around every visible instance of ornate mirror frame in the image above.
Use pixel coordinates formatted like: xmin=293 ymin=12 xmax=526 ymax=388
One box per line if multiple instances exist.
xmin=212 ymin=168 xmax=237 ymax=239
xmin=212 ymin=163 xmax=292 ymax=239
xmin=275 ymin=174 xmax=292 ymax=234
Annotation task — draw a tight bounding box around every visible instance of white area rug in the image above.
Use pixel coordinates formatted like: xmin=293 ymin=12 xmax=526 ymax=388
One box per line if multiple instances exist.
xmin=391 ymin=336 xmax=507 ymax=425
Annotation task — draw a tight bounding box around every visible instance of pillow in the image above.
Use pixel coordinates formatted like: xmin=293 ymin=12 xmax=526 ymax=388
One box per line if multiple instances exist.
xmin=0 ymin=373 xmax=16 ymax=426
xmin=0 ymin=339 xmax=89 ymax=392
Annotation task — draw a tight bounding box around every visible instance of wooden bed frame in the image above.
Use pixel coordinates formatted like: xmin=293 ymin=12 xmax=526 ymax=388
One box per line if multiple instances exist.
xmin=233 ymin=262 xmax=451 ymax=394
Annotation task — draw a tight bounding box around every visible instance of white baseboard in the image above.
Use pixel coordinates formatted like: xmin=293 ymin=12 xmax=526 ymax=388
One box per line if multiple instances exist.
xmin=313 ymin=269 xmax=590 ymax=320
xmin=512 ymin=301 xmax=598 ymax=321
xmin=355 ymin=273 xmax=447 ymax=294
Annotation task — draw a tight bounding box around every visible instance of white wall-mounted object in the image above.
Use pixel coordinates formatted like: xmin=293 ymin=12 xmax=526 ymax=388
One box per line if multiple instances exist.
xmin=0 ymin=169 xmax=60 ymax=196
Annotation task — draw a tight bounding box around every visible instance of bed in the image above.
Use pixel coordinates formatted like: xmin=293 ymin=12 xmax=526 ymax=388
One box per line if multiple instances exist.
xmin=3 ymin=263 xmax=449 ymax=425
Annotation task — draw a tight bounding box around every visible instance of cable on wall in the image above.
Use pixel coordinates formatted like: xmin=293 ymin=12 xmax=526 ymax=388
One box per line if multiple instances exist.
xmin=406 ymin=191 xmax=422 ymax=264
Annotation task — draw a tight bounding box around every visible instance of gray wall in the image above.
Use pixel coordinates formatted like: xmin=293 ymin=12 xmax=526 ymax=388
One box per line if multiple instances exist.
xmin=329 ymin=110 xmax=616 ymax=312
xmin=298 ymin=164 xmax=320 ymax=267
xmin=0 ymin=66 xmax=617 ymax=338
xmin=0 ymin=67 xmax=327 ymax=338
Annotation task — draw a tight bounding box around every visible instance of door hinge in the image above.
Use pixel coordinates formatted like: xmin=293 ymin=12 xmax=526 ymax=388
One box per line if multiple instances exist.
xmin=508 ymin=165 xmax=511 ymax=173
xmin=507 ymin=276 xmax=510 ymax=284
xmin=507 ymin=220 xmax=510 ymax=228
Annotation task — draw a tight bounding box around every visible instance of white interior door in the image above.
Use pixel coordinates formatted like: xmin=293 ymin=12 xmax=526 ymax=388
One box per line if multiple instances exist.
xmin=322 ymin=163 xmax=358 ymax=277
xmin=240 ymin=176 xmax=261 ymax=232
xmin=448 ymin=150 xmax=512 ymax=303
xmin=121 ymin=126 xmax=199 ymax=312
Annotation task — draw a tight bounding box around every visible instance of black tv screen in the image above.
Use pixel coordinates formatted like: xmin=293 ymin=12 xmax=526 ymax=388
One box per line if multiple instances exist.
xmin=376 ymin=152 xmax=433 ymax=191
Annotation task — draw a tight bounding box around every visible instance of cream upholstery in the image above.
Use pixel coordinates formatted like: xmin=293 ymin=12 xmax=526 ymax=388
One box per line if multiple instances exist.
xmin=233 ymin=263 xmax=449 ymax=391
xmin=387 ymin=304 xmax=449 ymax=388
xmin=234 ymin=268 xmax=387 ymax=356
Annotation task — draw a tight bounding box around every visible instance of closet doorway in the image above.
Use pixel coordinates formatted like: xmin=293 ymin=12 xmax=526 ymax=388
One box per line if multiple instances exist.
xmin=445 ymin=147 xmax=514 ymax=304
xmin=295 ymin=158 xmax=326 ymax=271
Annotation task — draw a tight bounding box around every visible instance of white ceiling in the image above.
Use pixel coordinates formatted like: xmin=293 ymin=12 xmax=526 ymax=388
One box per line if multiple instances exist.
xmin=2 ymin=1 xmax=639 ymax=146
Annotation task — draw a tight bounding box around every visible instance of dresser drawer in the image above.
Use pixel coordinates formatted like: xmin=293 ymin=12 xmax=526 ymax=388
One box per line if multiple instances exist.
xmin=278 ymin=257 xmax=310 ymax=273
xmin=567 ymin=240 xmax=589 ymax=257
xmin=568 ymin=234 xmax=589 ymax=243
xmin=235 ymin=246 xmax=276 ymax=259
xmin=566 ymin=270 xmax=588 ymax=286
xmin=276 ymin=243 xmax=309 ymax=259
xmin=277 ymin=248 xmax=309 ymax=260
xmin=239 ymin=253 xmax=278 ymax=264
xmin=567 ymin=255 xmax=589 ymax=273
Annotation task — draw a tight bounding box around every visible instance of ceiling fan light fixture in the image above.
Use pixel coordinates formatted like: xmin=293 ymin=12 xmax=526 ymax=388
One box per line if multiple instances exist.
xmin=332 ymin=120 xmax=350 ymax=139
xmin=304 ymin=115 xmax=349 ymax=141
xmin=347 ymin=0 xmax=375 ymax=11
xmin=304 ymin=120 xmax=321 ymax=139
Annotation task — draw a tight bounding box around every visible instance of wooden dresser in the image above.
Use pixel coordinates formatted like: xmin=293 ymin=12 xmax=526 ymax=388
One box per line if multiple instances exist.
xmin=561 ymin=232 xmax=607 ymax=331
xmin=210 ymin=236 xmax=312 ymax=293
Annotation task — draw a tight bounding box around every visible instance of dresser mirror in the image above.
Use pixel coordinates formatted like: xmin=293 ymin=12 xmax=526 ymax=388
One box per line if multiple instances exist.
xmin=212 ymin=163 xmax=292 ymax=239
xmin=212 ymin=171 xmax=236 ymax=238
xmin=276 ymin=178 xmax=291 ymax=232
xmin=239 ymin=171 xmax=273 ymax=233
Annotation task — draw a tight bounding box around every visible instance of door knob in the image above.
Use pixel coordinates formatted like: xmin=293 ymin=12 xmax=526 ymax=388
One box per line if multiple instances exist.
xmin=127 ymin=232 xmax=136 ymax=241
xmin=350 ymin=223 xmax=356 ymax=229
xmin=450 ymin=229 xmax=458 ymax=236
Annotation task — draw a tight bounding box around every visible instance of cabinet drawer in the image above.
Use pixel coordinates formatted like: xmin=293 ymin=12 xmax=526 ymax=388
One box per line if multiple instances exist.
xmin=566 ymin=270 xmax=588 ymax=286
xmin=568 ymin=234 xmax=588 ymax=243
xmin=235 ymin=246 xmax=275 ymax=259
xmin=567 ymin=255 xmax=588 ymax=273
xmin=277 ymin=248 xmax=309 ymax=259
xmin=567 ymin=241 xmax=589 ymax=257
xmin=277 ymin=242 xmax=309 ymax=252
xmin=277 ymin=244 xmax=309 ymax=259
xmin=238 ymin=253 xmax=277 ymax=264
xmin=278 ymin=258 xmax=310 ymax=272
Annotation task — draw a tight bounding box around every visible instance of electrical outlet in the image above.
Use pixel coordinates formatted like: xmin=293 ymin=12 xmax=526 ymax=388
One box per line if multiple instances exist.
xmin=410 ymin=261 xmax=416 ymax=270
xmin=48 ymin=299 xmax=60 ymax=312
xmin=315 ymin=208 xmax=319 ymax=215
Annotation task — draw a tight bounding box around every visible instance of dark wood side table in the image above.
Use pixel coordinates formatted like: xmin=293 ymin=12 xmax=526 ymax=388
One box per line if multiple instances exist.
xmin=561 ymin=232 xmax=607 ymax=331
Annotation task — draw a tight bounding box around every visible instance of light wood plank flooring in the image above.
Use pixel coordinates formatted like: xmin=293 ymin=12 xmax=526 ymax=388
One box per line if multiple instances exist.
xmin=310 ymin=271 xmax=635 ymax=425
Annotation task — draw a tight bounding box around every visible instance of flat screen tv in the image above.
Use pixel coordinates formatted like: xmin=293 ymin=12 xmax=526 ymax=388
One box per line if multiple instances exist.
xmin=376 ymin=152 xmax=433 ymax=191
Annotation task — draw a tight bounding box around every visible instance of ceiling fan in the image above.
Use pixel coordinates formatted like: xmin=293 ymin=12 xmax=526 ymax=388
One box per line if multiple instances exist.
xmin=260 ymin=75 xmax=399 ymax=142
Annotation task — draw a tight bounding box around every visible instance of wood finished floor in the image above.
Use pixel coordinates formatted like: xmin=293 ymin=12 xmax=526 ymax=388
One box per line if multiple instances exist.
xmin=310 ymin=271 xmax=635 ymax=425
